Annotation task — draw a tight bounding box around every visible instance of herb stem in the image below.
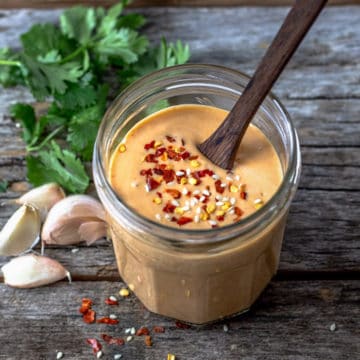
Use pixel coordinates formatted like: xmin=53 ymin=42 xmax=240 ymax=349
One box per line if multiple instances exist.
xmin=60 ymin=44 xmax=88 ymax=64
xmin=27 ymin=125 xmax=65 ymax=152
xmin=0 ymin=59 xmax=22 ymax=67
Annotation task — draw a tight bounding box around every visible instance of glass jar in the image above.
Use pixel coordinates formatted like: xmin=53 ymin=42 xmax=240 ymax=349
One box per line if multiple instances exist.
xmin=93 ymin=64 xmax=301 ymax=324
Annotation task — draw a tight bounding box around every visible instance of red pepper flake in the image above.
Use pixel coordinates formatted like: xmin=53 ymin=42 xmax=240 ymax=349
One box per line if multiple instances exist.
xmin=146 ymin=177 xmax=161 ymax=191
xmin=180 ymin=151 xmax=190 ymax=160
xmin=163 ymin=202 xmax=176 ymax=213
xmin=86 ymin=338 xmax=102 ymax=354
xmin=215 ymin=180 xmax=225 ymax=194
xmin=101 ymin=334 xmax=125 ymax=346
xmin=240 ymin=191 xmax=248 ymax=200
xmin=170 ymin=216 xmax=178 ymax=222
xmin=155 ymin=147 xmax=166 ymax=157
xmin=156 ymin=191 xmax=163 ymax=198
xmin=79 ymin=298 xmax=92 ymax=314
xmin=96 ymin=317 xmax=119 ymax=325
xmin=175 ymin=320 xmax=191 ymax=329
xmin=167 ymin=149 xmax=181 ymax=161
xmin=144 ymin=140 xmax=155 ymax=150
xmin=153 ymin=168 xmax=164 ymax=175
xmin=145 ymin=335 xmax=152 ymax=347
xmin=153 ymin=326 xmax=165 ymax=333
xmin=234 ymin=207 xmax=244 ymax=217
xmin=105 ymin=297 xmax=119 ymax=306
xmin=181 ymin=138 xmax=185 ymax=146
xmin=177 ymin=216 xmax=193 ymax=226
xmin=83 ymin=309 xmax=96 ymax=324
xmin=165 ymin=189 xmax=181 ymax=199
xmin=140 ymin=168 xmax=153 ymax=177
xmin=136 ymin=327 xmax=150 ymax=336
xmin=166 ymin=135 xmax=176 ymax=143
xmin=188 ymin=155 xmax=199 ymax=160
xmin=216 ymin=215 xmax=225 ymax=222
xmin=162 ymin=169 xmax=175 ymax=183
xmin=144 ymin=154 xmax=158 ymax=163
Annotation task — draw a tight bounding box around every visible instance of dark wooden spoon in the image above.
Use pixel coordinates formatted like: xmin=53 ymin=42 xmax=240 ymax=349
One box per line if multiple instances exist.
xmin=198 ymin=0 xmax=327 ymax=169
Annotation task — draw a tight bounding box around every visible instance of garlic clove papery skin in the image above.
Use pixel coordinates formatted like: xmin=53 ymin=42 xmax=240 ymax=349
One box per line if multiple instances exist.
xmin=79 ymin=221 xmax=108 ymax=245
xmin=16 ymin=183 xmax=66 ymax=222
xmin=0 ymin=204 xmax=41 ymax=256
xmin=1 ymin=254 xmax=71 ymax=288
xmin=41 ymin=195 xmax=107 ymax=245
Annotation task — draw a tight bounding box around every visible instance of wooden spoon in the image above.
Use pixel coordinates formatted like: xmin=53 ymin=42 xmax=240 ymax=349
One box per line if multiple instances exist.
xmin=198 ymin=0 xmax=327 ymax=169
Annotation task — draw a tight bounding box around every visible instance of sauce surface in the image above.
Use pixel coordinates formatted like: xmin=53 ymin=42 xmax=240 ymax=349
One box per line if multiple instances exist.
xmin=110 ymin=104 xmax=282 ymax=229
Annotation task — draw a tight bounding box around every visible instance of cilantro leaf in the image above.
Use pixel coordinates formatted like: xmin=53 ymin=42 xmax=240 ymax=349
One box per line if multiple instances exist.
xmin=97 ymin=2 xmax=125 ymax=37
xmin=117 ymin=13 xmax=146 ymax=30
xmin=10 ymin=103 xmax=37 ymax=145
xmin=27 ymin=141 xmax=89 ymax=194
xmin=0 ymin=180 xmax=9 ymax=193
xmin=95 ymin=28 xmax=148 ymax=65
xmin=60 ymin=6 xmax=96 ymax=45
xmin=0 ymin=48 xmax=25 ymax=87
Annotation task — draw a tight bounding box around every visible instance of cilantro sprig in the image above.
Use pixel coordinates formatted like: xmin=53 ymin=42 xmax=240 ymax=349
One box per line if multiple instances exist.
xmin=0 ymin=1 xmax=190 ymax=193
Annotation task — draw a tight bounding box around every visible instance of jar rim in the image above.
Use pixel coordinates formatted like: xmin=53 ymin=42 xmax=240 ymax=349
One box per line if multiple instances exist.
xmin=93 ymin=64 xmax=301 ymax=245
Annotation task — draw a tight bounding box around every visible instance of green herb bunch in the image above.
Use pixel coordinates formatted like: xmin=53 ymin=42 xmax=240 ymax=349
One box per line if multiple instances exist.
xmin=0 ymin=1 xmax=190 ymax=193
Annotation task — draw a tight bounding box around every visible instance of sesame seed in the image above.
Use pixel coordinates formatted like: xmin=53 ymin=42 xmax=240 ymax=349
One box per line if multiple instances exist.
xmin=216 ymin=201 xmax=224 ymax=206
xmin=223 ymin=324 xmax=229 ymax=332
xmin=15 ymin=123 xmax=21 ymax=128
xmin=193 ymin=190 xmax=201 ymax=195
xmin=208 ymin=220 xmax=217 ymax=226
xmin=125 ymin=328 xmax=131 ymax=334
xmin=171 ymin=200 xmax=180 ymax=207
xmin=165 ymin=214 xmax=172 ymax=221
xmin=109 ymin=295 xmax=117 ymax=302
xmin=226 ymin=176 xmax=233 ymax=181
xmin=222 ymin=197 xmax=229 ymax=201
xmin=155 ymin=213 xmax=161 ymax=221
xmin=145 ymin=184 xmax=150 ymax=192
xmin=127 ymin=336 xmax=133 ymax=342
xmin=229 ymin=209 xmax=235 ymax=215
xmin=182 ymin=188 xmax=189 ymax=195
xmin=230 ymin=197 xmax=236 ymax=205
xmin=56 ymin=352 xmax=64 ymax=359
xmin=182 ymin=206 xmax=190 ymax=212
xmin=330 ymin=323 xmax=337 ymax=332
xmin=199 ymin=196 xmax=206 ymax=202
xmin=114 ymin=355 xmax=123 ymax=360
xmin=131 ymin=181 xmax=138 ymax=188
xmin=190 ymin=198 xmax=197 ymax=207
xmin=215 ymin=195 xmax=222 ymax=201
xmin=186 ymin=168 xmax=191 ymax=176
xmin=194 ymin=215 xmax=200 ymax=223
xmin=212 ymin=174 xmax=220 ymax=180
xmin=176 ymin=171 xmax=185 ymax=176
xmin=167 ymin=181 xmax=175 ymax=186
xmin=185 ymin=200 xmax=190 ymax=207
xmin=196 ymin=207 xmax=202 ymax=214
xmin=220 ymin=183 xmax=227 ymax=188
xmin=97 ymin=351 xmax=103 ymax=359
xmin=109 ymin=314 xmax=117 ymax=319
xmin=202 ymin=190 xmax=210 ymax=196
xmin=130 ymin=327 xmax=136 ymax=335
xmin=71 ymin=248 xmax=79 ymax=253
xmin=235 ymin=175 xmax=240 ymax=181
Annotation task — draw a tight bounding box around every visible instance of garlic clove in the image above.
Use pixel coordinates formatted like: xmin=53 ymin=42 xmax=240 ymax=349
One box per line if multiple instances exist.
xmin=1 ymin=254 xmax=71 ymax=288
xmin=42 ymin=195 xmax=107 ymax=246
xmin=0 ymin=204 xmax=40 ymax=256
xmin=16 ymin=183 xmax=66 ymax=222
xmin=78 ymin=221 xmax=108 ymax=245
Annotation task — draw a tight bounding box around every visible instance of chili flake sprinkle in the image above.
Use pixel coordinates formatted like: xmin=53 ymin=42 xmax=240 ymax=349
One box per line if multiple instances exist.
xmin=101 ymin=334 xmax=125 ymax=346
xmin=97 ymin=317 xmax=119 ymax=325
xmin=132 ymin=135 xmax=256 ymax=228
xmin=105 ymin=297 xmax=119 ymax=305
xmin=153 ymin=326 xmax=165 ymax=333
xmin=86 ymin=338 xmax=102 ymax=354
xmin=136 ymin=327 xmax=150 ymax=336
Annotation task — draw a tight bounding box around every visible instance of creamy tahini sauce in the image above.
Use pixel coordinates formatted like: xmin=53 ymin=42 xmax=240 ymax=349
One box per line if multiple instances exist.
xmin=110 ymin=104 xmax=282 ymax=229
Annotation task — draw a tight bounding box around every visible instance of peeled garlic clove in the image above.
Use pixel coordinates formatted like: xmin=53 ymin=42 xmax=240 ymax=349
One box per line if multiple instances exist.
xmin=42 ymin=195 xmax=107 ymax=246
xmin=0 ymin=204 xmax=40 ymax=256
xmin=79 ymin=221 xmax=108 ymax=245
xmin=16 ymin=183 xmax=65 ymax=222
xmin=1 ymin=254 xmax=71 ymax=288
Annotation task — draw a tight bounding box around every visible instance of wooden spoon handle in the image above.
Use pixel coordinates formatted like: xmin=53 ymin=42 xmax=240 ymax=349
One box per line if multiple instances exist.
xmin=199 ymin=0 xmax=327 ymax=169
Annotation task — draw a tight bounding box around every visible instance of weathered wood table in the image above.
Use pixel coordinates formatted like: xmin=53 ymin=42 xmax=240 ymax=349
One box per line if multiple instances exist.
xmin=0 ymin=5 xmax=359 ymax=360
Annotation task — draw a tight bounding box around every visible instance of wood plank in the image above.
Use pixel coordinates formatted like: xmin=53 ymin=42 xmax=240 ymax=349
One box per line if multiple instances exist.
xmin=0 ymin=280 xmax=358 ymax=359
xmin=0 ymin=1 xmax=359 ymax=10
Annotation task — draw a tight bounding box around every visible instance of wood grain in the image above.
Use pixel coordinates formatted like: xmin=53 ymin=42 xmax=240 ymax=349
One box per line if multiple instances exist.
xmin=0 ymin=280 xmax=358 ymax=359
xmin=0 ymin=0 xmax=359 ymax=9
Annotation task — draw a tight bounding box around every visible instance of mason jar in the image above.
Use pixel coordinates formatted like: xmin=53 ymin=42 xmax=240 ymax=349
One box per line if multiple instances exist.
xmin=93 ymin=64 xmax=301 ymax=324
